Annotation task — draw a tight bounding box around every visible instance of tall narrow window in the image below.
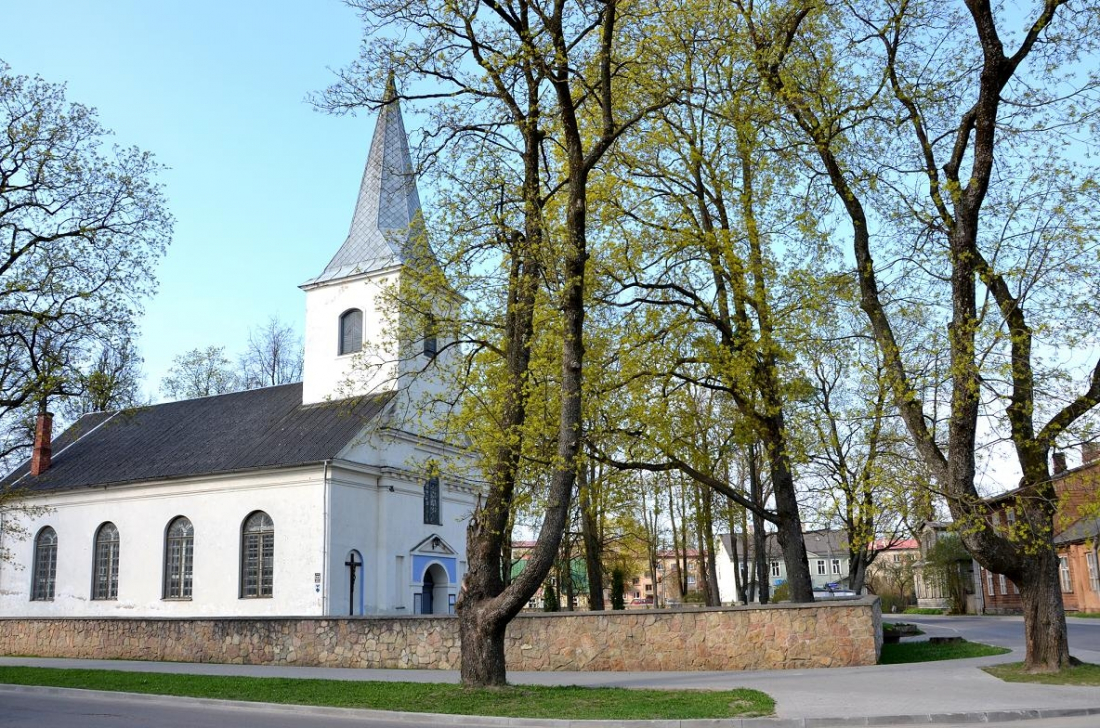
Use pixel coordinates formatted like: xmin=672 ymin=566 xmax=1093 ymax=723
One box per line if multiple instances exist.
xmin=831 ymin=559 xmax=841 ymax=575
xmin=32 ymin=527 xmax=57 ymax=601
xmin=164 ymin=517 xmax=194 ymax=599
xmin=770 ymin=561 xmax=780 ymax=577
xmin=1059 ymin=556 xmax=1073 ymax=593
xmin=338 ymin=309 xmax=363 ymax=355
xmin=241 ymin=511 xmax=274 ymax=598
xmin=423 ymin=313 xmax=437 ymax=358
xmin=1087 ymin=551 xmax=1099 ymax=593
xmin=423 ymin=476 xmax=441 ymax=525
xmin=93 ymin=522 xmax=120 ymax=600
xmin=816 ymin=560 xmax=826 ymax=576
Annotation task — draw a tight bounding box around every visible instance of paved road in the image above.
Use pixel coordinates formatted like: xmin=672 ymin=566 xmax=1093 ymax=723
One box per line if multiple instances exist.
xmin=0 ymin=687 xmax=1096 ymax=728
xmin=896 ymin=614 xmax=1100 ymax=662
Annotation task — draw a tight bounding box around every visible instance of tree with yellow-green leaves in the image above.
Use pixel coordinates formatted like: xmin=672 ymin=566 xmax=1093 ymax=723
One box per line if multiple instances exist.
xmin=584 ymin=1 xmax=850 ymax=603
xmin=322 ymin=0 xmax=671 ymax=687
xmin=732 ymin=0 xmax=1100 ymax=671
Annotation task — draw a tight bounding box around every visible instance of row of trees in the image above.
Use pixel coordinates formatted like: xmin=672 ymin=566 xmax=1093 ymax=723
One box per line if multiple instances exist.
xmin=159 ymin=317 xmax=303 ymax=400
xmin=325 ymin=0 xmax=1100 ymax=684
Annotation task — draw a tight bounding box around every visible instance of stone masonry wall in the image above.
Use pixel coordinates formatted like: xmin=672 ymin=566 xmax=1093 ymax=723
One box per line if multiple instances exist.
xmin=0 ymin=597 xmax=881 ymax=671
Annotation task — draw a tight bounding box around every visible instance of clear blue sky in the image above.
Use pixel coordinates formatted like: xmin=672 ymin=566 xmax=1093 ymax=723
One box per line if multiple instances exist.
xmin=4 ymin=0 xmax=383 ymax=400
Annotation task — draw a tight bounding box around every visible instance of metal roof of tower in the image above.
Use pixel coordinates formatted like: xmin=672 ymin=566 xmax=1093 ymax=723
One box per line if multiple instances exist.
xmin=304 ymin=77 xmax=431 ymax=285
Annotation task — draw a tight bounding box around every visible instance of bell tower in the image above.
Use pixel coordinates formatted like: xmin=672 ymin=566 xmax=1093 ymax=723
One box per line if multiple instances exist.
xmin=300 ymin=78 xmax=434 ymax=405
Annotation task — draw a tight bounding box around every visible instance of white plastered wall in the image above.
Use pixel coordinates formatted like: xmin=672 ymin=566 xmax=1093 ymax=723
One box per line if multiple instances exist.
xmin=301 ymin=268 xmax=400 ymax=405
xmin=327 ymin=427 xmax=477 ymax=615
xmin=0 ymin=466 xmax=327 ymax=617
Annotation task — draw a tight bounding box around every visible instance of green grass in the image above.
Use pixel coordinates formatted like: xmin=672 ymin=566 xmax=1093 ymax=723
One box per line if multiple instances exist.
xmin=902 ymin=607 xmax=947 ymax=615
xmin=879 ymin=640 xmax=1010 ymax=664
xmin=1069 ymin=612 xmax=1100 ymax=619
xmin=984 ymin=661 xmax=1100 ymax=686
xmin=0 ymin=667 xmax=774 ymax=720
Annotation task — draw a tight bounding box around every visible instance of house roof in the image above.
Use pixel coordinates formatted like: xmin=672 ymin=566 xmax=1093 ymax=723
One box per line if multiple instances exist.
xmin=2 ymin=383 xmax=393 ymax=493
xmin=304 ymin=77 xmax=436 ymax=286
xmin=1055 ymin=517 xmax=1100 ymax=546
xmin=719 ymin=529 xmax=850 ymax=562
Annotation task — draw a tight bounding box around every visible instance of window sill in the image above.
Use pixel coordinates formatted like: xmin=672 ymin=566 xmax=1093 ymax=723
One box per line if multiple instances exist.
xmin=162 ymin=597 xmax=193 ymax=601
xmin=239 ymin=595 xmax=274 ymax=600
xmin=91 ymin=597 xmax=118 ymax=602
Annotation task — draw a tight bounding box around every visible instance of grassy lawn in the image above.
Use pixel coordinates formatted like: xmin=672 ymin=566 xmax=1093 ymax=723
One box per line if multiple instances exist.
xmin=902 ymin=607 xmax=948 ymax=615
xmin=879 ymin=640 xmax=1010 ymax=665
xmin=0 ymin=666 xmax=774 ymax=720
xmin=984 ymin=662 xmax=1100 ymax=686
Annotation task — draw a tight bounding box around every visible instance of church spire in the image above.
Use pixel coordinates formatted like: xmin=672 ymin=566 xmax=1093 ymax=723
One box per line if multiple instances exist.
xmin=309 ymin=75 xmax=427 ymax=283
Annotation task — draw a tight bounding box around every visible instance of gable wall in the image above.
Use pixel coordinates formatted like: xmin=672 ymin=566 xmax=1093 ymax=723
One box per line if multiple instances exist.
xmin=326 ymin=458 xmax=473 ymax=615
xmin=0 ymin=467 xmax=327 ymax=617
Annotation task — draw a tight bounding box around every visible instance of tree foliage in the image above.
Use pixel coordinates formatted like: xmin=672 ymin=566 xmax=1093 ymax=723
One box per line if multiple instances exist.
xmin=160 ymin=346 xmax=238 ymax=400
xmin=0 ymin=63 xmax=170 ymax=468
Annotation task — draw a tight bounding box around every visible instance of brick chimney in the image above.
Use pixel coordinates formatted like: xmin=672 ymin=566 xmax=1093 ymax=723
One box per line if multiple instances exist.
xmin=1082 ymin=442 xmax=1100 ymax=466
xmin=29 ymin=412 xmax=53 ymax=477
xmin=1052 ymin=450 xmax=1067 ymax=475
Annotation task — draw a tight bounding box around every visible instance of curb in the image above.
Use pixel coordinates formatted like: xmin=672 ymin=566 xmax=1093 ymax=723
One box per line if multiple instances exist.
xmin=2 ymin=684 xmax=1100 ymax=727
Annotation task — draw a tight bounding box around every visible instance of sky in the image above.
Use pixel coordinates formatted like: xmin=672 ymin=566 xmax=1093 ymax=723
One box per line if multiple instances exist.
xmin=3 ymin=0 xmax=383 ymax=401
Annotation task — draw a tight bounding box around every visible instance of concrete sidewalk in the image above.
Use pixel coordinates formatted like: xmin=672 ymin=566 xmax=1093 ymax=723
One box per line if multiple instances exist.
xmin=1 ymin=631 xmax=1099 ymax=726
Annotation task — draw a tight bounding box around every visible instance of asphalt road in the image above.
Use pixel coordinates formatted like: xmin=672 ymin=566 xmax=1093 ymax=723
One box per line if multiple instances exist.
xmin=898 ymin=614 xmax=1100 ymax=658
xmin=0 ymin=688 xmax=457 ymax=728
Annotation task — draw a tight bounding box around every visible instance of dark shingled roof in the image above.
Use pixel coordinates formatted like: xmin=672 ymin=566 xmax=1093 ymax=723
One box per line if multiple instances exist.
xmin=2 ymin=383 xmax=393 ymax=493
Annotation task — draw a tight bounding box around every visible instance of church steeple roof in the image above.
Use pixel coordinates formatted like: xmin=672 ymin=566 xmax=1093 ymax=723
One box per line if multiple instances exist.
xmin=306 ymin=77 xmax=430 ymax=285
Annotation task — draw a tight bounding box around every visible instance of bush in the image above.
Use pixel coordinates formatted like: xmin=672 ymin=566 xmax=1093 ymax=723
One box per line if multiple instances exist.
xmin=543 ymin=585 xmax=559 ymax=612
xmin=770 ymin=582 xmax=790 ymax=602
xmin=610 ymin=567 xmax=625 ymax=610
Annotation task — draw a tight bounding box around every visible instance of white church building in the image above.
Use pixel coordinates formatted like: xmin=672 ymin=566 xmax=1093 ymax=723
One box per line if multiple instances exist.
xmin=0 ymin=82 xmax=479 ymax=618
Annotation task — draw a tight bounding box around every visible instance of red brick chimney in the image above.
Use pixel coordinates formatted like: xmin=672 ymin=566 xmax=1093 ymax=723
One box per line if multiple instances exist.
xmin=30 ymin=412 xmax=53 ymax=477
xmin=1052 ymin=451 xmax=1067 ymax=475
xmin=1082 ymin=442 xmax=1100 ymax=465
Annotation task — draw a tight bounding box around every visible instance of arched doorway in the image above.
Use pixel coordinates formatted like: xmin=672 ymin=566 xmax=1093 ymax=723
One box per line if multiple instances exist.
xmin=418 ymin=563 xmax=449 ymax=614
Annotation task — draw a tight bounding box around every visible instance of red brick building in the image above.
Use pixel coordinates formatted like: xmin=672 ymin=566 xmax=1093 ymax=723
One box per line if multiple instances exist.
xmin=977 ymin=444 xmax=1100 ymax=614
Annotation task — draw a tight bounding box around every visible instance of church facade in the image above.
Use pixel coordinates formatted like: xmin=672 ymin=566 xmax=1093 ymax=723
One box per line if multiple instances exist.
xmin=0 ymin=83 xmax=478 ymax=618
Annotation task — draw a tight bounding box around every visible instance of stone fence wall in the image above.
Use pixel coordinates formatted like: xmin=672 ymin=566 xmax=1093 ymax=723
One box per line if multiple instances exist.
xmin=0 ymin=597 xmax=881 ymax=672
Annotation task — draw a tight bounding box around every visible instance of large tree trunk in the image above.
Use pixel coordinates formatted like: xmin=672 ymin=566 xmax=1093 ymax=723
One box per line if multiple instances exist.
xmin=458 ymin=587 xmax=511 ymax=685
xmin=1018 ymin=547 xmax=1072 ymax=671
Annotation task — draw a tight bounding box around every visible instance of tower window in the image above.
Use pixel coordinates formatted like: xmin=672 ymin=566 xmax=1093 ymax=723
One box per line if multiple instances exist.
xmin=423 ymin=314 xmax=437 ymax=358
xmin=339 ymin=309 xmax=363 ymax=355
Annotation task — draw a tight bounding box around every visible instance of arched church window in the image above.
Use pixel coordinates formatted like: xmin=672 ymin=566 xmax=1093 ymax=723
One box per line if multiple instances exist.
xmin=32 ymin=526 xmax=57 ymax=601
xmin=92 ymin=522 xmax=120 ymax=600
xmin=339 ymin=309 xmax=363 ymax=355
xmin=241 ymin=511 xmax=274 ymax=598
xmin=164 ymin=516 xmax=194 ymax=599
xmin=423 ymin=475 xmax=441 ymax=526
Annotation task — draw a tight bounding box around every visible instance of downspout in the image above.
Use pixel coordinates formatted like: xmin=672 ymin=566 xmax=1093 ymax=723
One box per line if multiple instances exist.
xmin=322 ymin=460 xmax=330 ymax=615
